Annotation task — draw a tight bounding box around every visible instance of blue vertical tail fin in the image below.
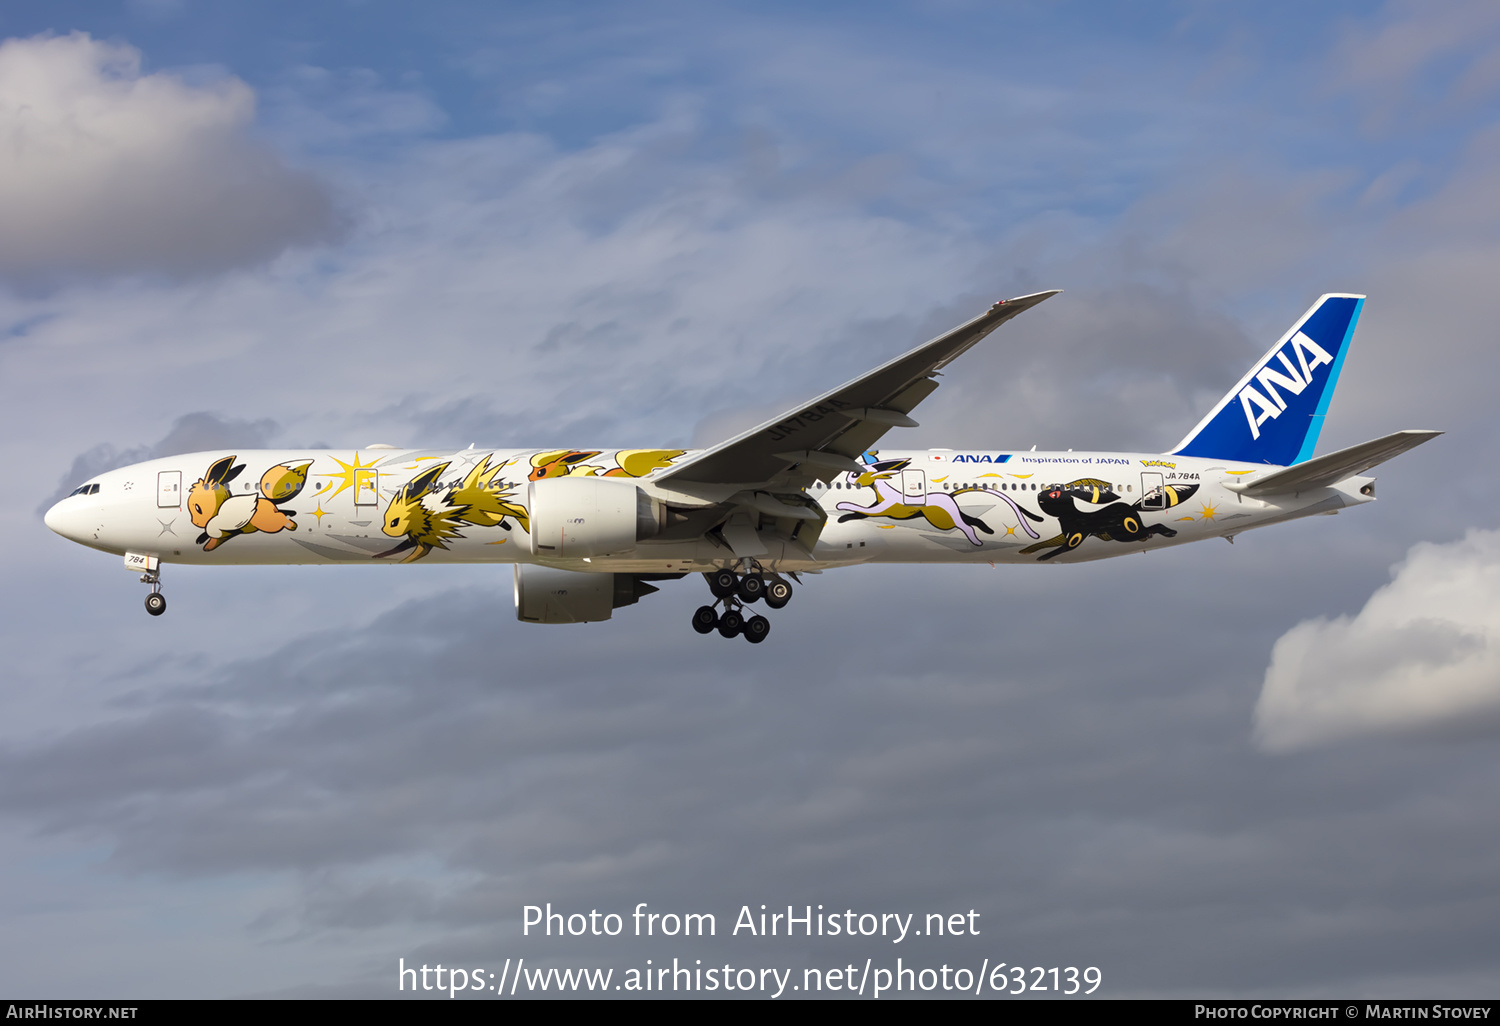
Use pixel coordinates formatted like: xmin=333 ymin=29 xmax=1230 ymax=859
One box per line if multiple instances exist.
xmin=1170 ymin=294 xmax=1365 ymax=466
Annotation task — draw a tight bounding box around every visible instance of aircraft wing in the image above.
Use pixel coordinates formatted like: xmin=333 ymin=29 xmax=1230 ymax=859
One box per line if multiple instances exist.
xmin=653 ymin=290 xmax=1060 ymax=488
xmin=1230 ymin=429 xmax=1442 ymax=496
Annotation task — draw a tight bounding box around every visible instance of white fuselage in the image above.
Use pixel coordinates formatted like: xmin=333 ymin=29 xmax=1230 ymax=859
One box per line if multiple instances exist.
xmin=43 ymin=446 xmax=1372 ymax=574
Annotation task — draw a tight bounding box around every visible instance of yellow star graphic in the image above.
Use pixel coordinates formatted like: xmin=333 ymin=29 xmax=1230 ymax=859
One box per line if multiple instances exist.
xmin=1005 ymin=525 xmax=1017 ymax=536
xmin=1198 ymin=501 xmax=1218 ymax=521
xmin=318 ymin=452 xmax=379 ymax=503
xmin=312 ymin=504 xmax=329 ymax=524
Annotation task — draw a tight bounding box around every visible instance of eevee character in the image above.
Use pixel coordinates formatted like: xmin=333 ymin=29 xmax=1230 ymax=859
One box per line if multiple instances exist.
xmin=188 ymin=456 xmax=312 ymax=551
xmin=377 ymin=455 xmax=529 ymax=563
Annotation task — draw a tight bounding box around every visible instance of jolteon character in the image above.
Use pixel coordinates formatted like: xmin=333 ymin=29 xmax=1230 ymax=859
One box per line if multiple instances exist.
xmin=189 ymin=456 xmax=312 ymax=551
xmin=449 ymin=454 xmax=530 ymax=533
xmin=377 ymin=463 xmax=469 ymax=563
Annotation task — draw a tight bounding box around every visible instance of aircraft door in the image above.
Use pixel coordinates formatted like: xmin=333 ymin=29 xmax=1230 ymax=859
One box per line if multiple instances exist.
xmin=354 ymin=468 xmax=379 ymax=506
xmin=901 ymin=469 xmax=927 ymax=505
xmin=157 ymin=471 xmax=181 ymax=508
xmin=1140 ymin=472 xmax=1165 ymax=510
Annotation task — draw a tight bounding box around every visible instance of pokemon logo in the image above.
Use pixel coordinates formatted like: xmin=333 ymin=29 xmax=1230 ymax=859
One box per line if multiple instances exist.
xmin=1140 ymin=460 xmax=1176 ymax=468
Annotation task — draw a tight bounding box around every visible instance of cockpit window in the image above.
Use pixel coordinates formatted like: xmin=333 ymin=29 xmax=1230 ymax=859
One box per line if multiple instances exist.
xmin=69 ymin=483 xmax=100 ymax=497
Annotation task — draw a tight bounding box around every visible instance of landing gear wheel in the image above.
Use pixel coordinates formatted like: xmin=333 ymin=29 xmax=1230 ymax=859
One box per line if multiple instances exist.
xmin=736 ymin=573 xmax=765 ymax=603
xmin=743 ymin=615 xmax=770 ymax=644
xmin=764 ymin=578 xmax=792 ymax=609
xmin=691 ymin=605 xmax=719 ymax=635
xmin=708 ymin=569 xmax=738 ymax=598
xmin=718 ymin=610 xmax=744 ymax=638
xmin=144 ymin=592 xmax=166 ymax=617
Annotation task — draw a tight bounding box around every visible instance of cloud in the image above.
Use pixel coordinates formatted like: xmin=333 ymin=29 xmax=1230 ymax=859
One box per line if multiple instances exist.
xmin=0 ymin=32 xmax=342 ymax=280
xmin=1331 ymin=0 xmax=1500 ymax=129
xmin=39 ymin=411 xmax=278 ymax=513
xmin=1254 ymin=529 xmax=1500 ymax=751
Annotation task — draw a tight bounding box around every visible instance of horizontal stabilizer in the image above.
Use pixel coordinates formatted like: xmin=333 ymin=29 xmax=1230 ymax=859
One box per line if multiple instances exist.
xmin=1228 ymin=430 xmax=1441 ymax=496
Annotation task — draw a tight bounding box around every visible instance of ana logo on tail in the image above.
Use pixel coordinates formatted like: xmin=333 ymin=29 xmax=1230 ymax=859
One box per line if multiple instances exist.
xmin=1238 ymin=331 xmax=1333 ymax=440
xmin=1172 ymin=294 xmax=1364 ymax=467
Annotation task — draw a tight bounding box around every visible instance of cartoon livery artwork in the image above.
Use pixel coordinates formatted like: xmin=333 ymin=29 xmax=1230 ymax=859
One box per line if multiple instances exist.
xmin=378 ymin=453 xmax=530 ymax=563
xmin=47 ymin=290 xmax=1442 ymax=641
xmin=832 ymin=455 xmax=1043 ymax=546
xmin=378 ymin=448 xmax=686 ymax=562
xmin=1021 ymin=479 xmax=1201 ymax=560
xmin=528 ymin=448 xmax=686 ymax=481
xmin=188 ymin=455 xmax=312 ymax=551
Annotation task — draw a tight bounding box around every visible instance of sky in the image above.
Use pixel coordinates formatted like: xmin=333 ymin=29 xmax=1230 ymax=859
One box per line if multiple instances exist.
xmin=2 ymin=0 xmax=1499 ymax=1000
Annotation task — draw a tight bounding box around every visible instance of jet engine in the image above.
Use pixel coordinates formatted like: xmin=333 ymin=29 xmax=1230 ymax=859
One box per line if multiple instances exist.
xmin=527 ymin=477 xmax=663 ymax=558
xmin=513 ymin=565 xmax=666 ymax=624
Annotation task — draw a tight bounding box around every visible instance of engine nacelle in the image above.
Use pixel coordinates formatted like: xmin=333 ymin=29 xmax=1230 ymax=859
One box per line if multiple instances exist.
xmin=513 ymin=565 xmax=661 ymax=624
xmin=528 ymin=477 xmax=661 ymax=557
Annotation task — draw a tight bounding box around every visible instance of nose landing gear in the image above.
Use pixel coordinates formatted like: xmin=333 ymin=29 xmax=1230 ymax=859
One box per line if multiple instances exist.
xmin=691 ymin=565 xmax=793 ymax=642
xmin=141 ymin=568 xmax=166 ymax=616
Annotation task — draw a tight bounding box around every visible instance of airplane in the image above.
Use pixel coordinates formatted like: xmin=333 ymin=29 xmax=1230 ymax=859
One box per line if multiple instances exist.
xmin=44 ymin=290 xmax=1439 ymax=643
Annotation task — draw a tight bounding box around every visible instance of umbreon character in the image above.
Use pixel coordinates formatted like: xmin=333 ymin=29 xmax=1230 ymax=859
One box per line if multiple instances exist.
xmin=1021 ymin=478 xmax=1200 ymax=561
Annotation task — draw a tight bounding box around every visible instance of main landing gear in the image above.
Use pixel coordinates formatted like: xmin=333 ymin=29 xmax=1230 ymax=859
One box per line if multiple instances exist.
xmin=141 ymin=568 xmax=166 ymax=616
xmin=691 ymin=565 xmax=793 ymax=643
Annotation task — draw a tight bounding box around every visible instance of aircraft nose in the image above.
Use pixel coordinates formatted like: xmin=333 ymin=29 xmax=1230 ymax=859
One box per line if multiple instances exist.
xmin=44 ymin=497 xmax=88 ymax=541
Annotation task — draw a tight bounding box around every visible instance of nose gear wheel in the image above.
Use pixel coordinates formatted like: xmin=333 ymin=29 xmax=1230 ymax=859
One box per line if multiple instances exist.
xmin=140 ymin=568 xmax=166 ymax=617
